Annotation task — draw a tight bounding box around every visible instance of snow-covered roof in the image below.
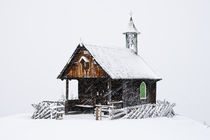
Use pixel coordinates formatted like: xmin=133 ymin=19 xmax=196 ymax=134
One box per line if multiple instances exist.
xmin=83 ymin=44 xmax=161 ymax=80
xmin=124 ymin=17 xmax=140 ymax=34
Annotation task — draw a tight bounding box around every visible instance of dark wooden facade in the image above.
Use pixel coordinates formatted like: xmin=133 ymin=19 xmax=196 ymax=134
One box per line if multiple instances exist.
xmin=122 ymin=79 xmax=156 ymax=107
xmin=58 ymin=46 xmax=159 ymax=114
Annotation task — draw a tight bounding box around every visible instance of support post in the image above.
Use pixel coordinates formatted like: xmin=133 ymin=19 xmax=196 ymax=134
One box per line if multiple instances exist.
xmin=65 ymin=79 xmax=69 ymax=114
xmin=108 ymin=79 xmax=112 ymax=102
xmin=66 ymin=79 xmax=69 ymax=100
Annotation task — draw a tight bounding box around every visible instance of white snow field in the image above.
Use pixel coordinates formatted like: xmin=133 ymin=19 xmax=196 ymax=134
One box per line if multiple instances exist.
xmin=0 ymin=114 xmax=209 ymax=140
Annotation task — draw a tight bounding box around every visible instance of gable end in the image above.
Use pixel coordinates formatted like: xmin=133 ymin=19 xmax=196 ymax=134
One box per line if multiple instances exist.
xmin=57 ymin=44 xmax=109 ymax=80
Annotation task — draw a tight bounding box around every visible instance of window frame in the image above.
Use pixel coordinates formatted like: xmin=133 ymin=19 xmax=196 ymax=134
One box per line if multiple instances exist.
xmin=140 ymin=82 xmax=146 ymax=99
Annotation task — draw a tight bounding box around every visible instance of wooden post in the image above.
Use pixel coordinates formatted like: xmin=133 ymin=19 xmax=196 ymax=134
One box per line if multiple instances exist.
xmin=65 ymin=79 xmax=69 ymax=114
xmin=108 ymin=79 xmax=112 ymax=102
xmin=66 ymin=79 xmax=69 ymax=100
xmin=95 ymin=107 xmax=99 ymax=120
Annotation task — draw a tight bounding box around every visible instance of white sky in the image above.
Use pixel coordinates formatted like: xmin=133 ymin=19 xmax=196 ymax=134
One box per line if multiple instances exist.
xmin=0 ymin=0 xmax=210 ymax=123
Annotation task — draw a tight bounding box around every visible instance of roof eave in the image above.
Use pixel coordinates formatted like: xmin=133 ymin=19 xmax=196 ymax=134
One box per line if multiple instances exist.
xmin=123 ymin=31 xmax=140 ymax=34
xmin=111 ymin=77 xmax=162 ymax=81
xmin=57 ymin=44 xmax=83 ymax=80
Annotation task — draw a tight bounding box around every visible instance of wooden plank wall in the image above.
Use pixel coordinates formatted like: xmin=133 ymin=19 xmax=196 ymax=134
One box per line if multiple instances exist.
xmin=65 ymin=48 xmax=107 ymax=78
xmin=122 ymin=80 xmax=157 ymax=107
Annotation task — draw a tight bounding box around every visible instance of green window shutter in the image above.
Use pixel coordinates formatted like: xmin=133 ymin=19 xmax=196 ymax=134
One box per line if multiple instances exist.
xmin=140 ymin=82 xmax=146 ymax=99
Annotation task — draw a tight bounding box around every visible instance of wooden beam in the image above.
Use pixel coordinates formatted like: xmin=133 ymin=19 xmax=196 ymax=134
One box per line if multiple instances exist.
xmin=66 ymin=79 xmax=69 ymax=100
xmin=65 ymin=79 xmax=69 ymax=114
xmin=108 ymin=79 xmax=112 ymax=102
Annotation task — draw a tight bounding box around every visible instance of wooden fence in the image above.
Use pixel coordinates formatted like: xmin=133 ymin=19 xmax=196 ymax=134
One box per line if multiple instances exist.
xmin=32 ymin=100 xmax=175 ymax=120
xmin=32 ymin=101 xmax=64 ymax=119
xmin=108 ymin=100 xmax=176 ymax=120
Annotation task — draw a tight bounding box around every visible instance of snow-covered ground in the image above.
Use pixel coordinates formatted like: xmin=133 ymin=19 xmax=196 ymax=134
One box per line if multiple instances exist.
xmin=0 ymin=114 xmax=209 ymax=140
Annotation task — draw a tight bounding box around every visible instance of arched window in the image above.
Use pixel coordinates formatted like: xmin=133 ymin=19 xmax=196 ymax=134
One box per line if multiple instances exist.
xmin=140 ymin=82 xmax=146 ymax=99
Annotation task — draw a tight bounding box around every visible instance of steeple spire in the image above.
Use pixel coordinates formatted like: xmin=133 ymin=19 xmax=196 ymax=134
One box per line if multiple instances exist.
xmin=127 ymin=16 xmax=140 ymax=33
xmin=123 ymin=15 xmax=140 ymax=54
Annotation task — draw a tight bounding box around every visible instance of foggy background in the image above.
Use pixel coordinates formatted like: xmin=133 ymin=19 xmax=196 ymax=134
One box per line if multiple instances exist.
xmin=0 ymin=0 xmax=210 ymax=123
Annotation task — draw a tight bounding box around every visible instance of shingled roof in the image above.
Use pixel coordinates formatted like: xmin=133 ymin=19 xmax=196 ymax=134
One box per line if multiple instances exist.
xmin=58 ymin=44 xmax=161 ymax=80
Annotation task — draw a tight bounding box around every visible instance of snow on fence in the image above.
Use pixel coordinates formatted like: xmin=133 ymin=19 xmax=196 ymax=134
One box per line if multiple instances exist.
xmin=31 ymin=101 xmax=64 ymax=120
xmin=109 ymin=100 xmax=176 ymax=120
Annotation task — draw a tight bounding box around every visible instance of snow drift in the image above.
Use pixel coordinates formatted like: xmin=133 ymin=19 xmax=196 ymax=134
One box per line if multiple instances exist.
xmin=0 ymin=114 xmax=209 ymax=140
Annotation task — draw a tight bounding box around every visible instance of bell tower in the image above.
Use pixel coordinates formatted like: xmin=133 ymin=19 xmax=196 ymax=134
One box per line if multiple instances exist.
xmin=123 ymin=15 xmax=140 ymax=54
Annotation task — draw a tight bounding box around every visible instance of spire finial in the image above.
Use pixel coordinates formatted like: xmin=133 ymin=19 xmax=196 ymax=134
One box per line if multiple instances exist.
xmin=79 ymin=37 xmax=83 ymax=46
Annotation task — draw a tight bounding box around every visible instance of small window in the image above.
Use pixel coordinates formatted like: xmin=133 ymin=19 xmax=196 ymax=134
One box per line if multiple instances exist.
xmin=140 ymin=82 xmax=146 ymax=99
xmin=84 ymin=50 xmax=89 ymax=54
